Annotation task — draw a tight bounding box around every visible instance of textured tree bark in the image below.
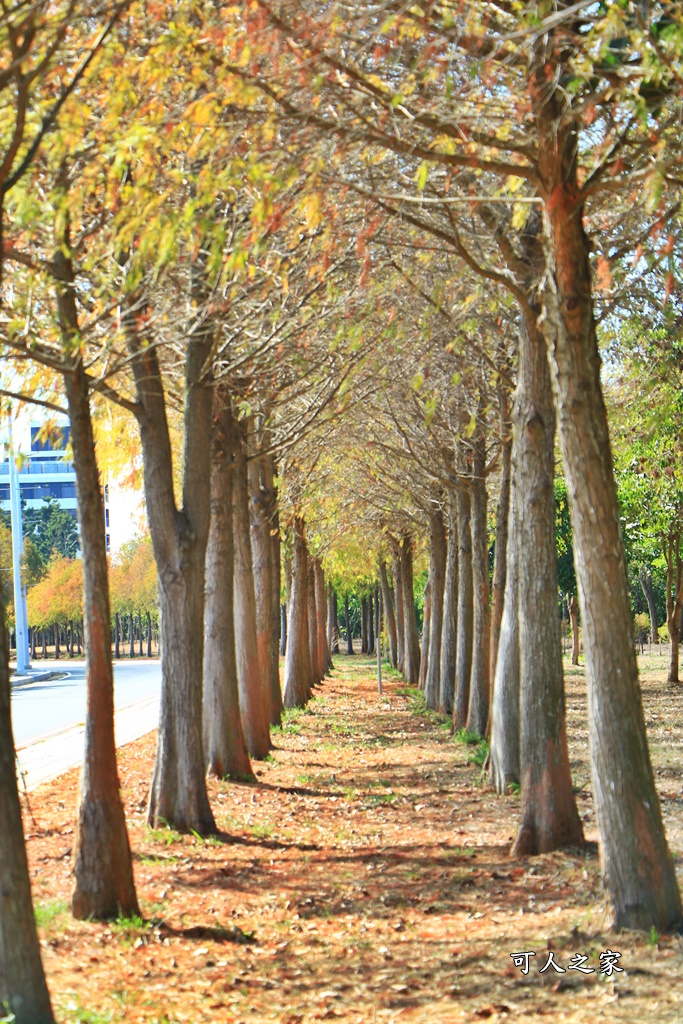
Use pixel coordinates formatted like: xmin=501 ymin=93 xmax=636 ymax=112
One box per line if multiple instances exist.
xmin=390 ymin=540 xmax=405 ymax=674
xmin=0 ymin=601 xmax=55 ymax=1024
xmin=283 ymin=518 xmax=312 ymax=707
xmin=467 ymin=431 xmax=491 ymax=738
xmin=125 ymin=281 xmax=215 ymax=835
xmin=418 ymin=577 xmax=431 ymax=691
xmin=489 ymin=459 xmax=520 ymax=795
xmin=424 ymin=506 xmax=446 ymax=710
xmin=663 ymin=534 xmax=683 ymax=685
xmin=640 ymin=572 xmax=659 ymax=645
xmin=249 ymin=445 xmax=282 ymax=728
xmin=233 ymin=416 xmax=271 ymax=759
xmin=510 ymin=320 xmax=583 ymax=856
xmin=333 ymin=591 xmax=341 ymax=654
xmin=401 ymin=533 xmax=421 ymax=686
xmin=568 ymin=595 xmax=580 ymax=666
xmin=344 ymin=594 xmax=354 ymax=655
xmin=454 ymin=488 xmax=473 ymax=731
xmin=203 ymin=393 xmax=253 ymax=781
xmin=307 ymin=558 xmax=320 ymax=684
xmin=54 ymin=246 xmax=138 ymax=919
xmin=314 ymin=560 xmax=328 ymax=679
xmin=360 ymin=596 xmax=368 ymax=655
xmin=532 ymin=49 xmax=681 ymax=930
xmin=379 ymin=559 xmax=398 ymax=668
xmin=327 ymin=583 xmax=338 ymax=663
xmin=367 ymin=589 xmax=375 ymax=657
xmin=439 ymin=493 xmax=458 ymax=715
xmin=114 ymin=613 xmax=120 ymax=660
xmin=280 ymin=604 xmax=287 ymax=656
xmin=490 ymin=411 xmax=511 ymax=684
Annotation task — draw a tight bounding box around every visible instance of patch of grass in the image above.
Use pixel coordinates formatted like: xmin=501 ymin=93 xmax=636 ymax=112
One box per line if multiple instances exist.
xmin=34 ymin=898 xmax=69 ymax=930
xmin=395 ymin=684 xmax=418 ymax=697
xmin=189 ymin=829 xmax=223 ymax=847
xmin=249 ymin=822 xmax=273 ymax=840
xmin=649 ymin=925 xmax=660 ymax=947
xmin=468 ymin=739 xmax=489 ymax=768
xmin=295 ymin=773 xmax=317 ymax=786
xmin=508 ymin=781 xmax=521 ymax=795
xmin=364 ymin=792 xmax=396 ymax=807
xmin=111 ymin=912 xmax=149 ymax=946
xmin=61 ymin=1000 xmax=115 ymax=1024
xmin=137 ymin=853 xmax=178 ymax=866
xmin=455 ymin=728 xmax=481 ymax=745
xmin=147 ymin=824 xmax=183 ymax=846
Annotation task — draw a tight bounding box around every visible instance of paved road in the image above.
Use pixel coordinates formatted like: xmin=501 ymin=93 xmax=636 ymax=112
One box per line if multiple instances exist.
xmin=11 ymin=659 xmax=161 ymax=745
xmin=11 ymin=660 xmax=161 ymax=791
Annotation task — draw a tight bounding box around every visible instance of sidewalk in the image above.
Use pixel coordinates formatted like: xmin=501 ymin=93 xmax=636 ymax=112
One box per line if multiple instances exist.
xmin=15 ymin=694 xmax=160 ymax=791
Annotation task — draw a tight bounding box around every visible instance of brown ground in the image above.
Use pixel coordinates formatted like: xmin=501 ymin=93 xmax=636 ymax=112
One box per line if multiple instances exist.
xmin=22 ymin=652 xmax=683 ymax=1024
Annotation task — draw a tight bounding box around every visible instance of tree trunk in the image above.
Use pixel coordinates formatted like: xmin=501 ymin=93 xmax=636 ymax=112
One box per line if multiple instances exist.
xmin=78 ymin=620 xmax=82 ymax=656
xmin=314 ymin=560 xmax=328 ymax=679
xmin=307 ymin=558 xmax=319 ymax=684
xmin=327 ymin=583 xmax=338 ymax=663
xmin=367 ymin=587 xmax=375 ymax=657
xmin=418 ymin=577 xmax=431 ymax=691
xmin=663 ymin=535 xmax=683 ymax=686
xmin=146 ymin=611 xmax=152 ymax=658
xmin=345 ymin=594 xmax=354 ymax=655
xmin=489 ymin=459 xmax=520 ymax=794
xmin=233 ymin=415 xmax=271 ymax=758
xmin=280 ymin=604 xmax=287 ymax=656
xmin=30 ymin=627 xmax=36 ymax=661
xmin=424 ymin=506 xmax=446 ymax=710
xmin=128 ymin=613 xmax=134 ymax=658
xmin=248 ymin=445 xmax=282 ymax=729
xmin=56 ymin=246 xmax=139 ymax=919
xmin=454 ymin=488 xmax=473 ymax=731
xmin=54 ymin=623 xmax=59 ymax=659
xmin=283 ymin=517 xmax=312 ymax=707
xmin=532 ymin=53 xmax=681 ymax=930
xmin=643 ymin=570 xmax=660 ymax=644
xmin=124 ymin=274 xmax=216 ymax=835
xmin=490 ymin=408 xmax=511 ymax=683
xmin=439 ymin=492 xmax=458 ymax=715
xmin=510 ymin=319 xmax=583 ymax=857
xmin=467 ymin=430 xmax=491 ymax=738
xmin=569 ymin=595 xmax=580 ymax=665
xmin=360 ymin=596 xmax=368 ymax=654
xmin=268 ymin=471 xmax=283 ymax=725
xmin=138 ymin=612 xmax=143 ymax=657
xmin=0 ymin=600 xmax=55 ymax=1024
xmin=401 ymin=533 xmax=421 ymax=686
xmin=41 ymin=628 xmax=46 ymax=659
xmin=203 ymin=392 xmax=253 ymax=781
xmin=114 ymin=612 xmax=120 ymax=660
xmin=391 ymin=540 xmax=405 ymax=673
xmin=333 ymin=591 xmax=340 ymax=654
xmin=68 ymin=620 xmax=74 ymax=657
xmin=379 ymin=559 xmax=398 ymax=669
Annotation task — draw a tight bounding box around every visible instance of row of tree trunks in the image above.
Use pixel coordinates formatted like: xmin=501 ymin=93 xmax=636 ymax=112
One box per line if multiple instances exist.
xmin=203 ymin=393 xmax=253 ymax=781
xmin=282 ymin=521 xmax=332 ymax=707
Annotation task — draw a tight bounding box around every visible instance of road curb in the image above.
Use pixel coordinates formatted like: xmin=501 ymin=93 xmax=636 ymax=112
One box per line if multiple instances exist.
xmin=10 ymin=670 xmax=58 ymax=688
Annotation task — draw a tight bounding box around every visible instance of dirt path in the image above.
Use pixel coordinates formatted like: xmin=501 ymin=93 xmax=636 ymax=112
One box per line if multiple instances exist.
xmin=24 ymin=655 xmax=683 ymax=1023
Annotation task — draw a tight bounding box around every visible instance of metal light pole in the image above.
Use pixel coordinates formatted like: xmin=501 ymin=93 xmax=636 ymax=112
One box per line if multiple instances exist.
xmin=7 ymin=413 xmax=30 ymax=673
